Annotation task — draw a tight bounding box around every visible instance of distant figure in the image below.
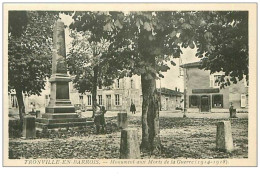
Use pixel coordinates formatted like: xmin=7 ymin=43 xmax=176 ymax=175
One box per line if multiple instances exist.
xmin=130 ymin=102 xmax=136 ymax=114
xmin=94 ymin=104 xmax=107 ymax=134
xmin=229 ymin=102 xmax=234 ymax=118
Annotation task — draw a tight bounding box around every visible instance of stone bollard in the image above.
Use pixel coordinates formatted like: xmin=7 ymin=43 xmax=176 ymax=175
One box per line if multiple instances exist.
xmin=120 ymin=128 xmax=140 ymax=159
xmin=36 ymin=110 xmax=41 ymax=118
xmin=23 ymin=116 xmax=36 ymax=139
xmin=216 ymin=121 xmax=234 ymax=152
xmin=117 ymin=112 xmax=128 ymax=129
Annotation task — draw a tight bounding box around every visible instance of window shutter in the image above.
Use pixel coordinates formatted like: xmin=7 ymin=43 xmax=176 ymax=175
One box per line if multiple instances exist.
xmin=189 ymin=95 xmax=191 ymax=108
xmin=220 ymin=94 xmax=223 ymax=108
xmin=212 ymin=95 xmax=215 ymax=107
xmin=120 ymin=94 xmax=123 ymax=106
xmin=112 ymin=95 xmax=115 ymax=106
xmin=241 ymin=94 xmax=246 ymax=108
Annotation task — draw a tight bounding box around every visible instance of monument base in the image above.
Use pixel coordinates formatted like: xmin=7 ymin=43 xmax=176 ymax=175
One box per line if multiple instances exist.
xmin=36 ymin=100 xmax=93 ymax=129
xmin=36 ymin=112 xmax=94 ymax=129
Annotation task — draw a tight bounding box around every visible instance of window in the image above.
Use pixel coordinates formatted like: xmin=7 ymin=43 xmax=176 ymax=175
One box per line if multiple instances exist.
xmin=98 ymin=95 xmax=103 ymax=105
xmin=214 ymin=75 xmax=222 ymax=87
xmin=116 ymin=79 xmax=120 ymax=88
xmin=87 ymin=95 xmax=92 ymax=106
xmin=115 ymin=94 xmax=120 ymax=105
xmin=130 ymin=79 xmax=134 ymax=89
xmin=241 ymin=94 xmax=247 ymax=108
xmin=210 ymin=74 xmax=224 ymax=88
xmin=189 ymin=95 xmax=199 ymax=108
xmin=212 ymin=94 xmax=223 ymax=108
xmin=79 ymin=95 xmax=83 ymax=100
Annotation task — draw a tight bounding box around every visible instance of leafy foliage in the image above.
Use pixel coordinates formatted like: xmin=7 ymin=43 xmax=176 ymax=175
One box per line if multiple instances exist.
xmin=8 ymin=11 xmax=28 ymax=37
xmin=68 ymin=12 xmax=128 ymax=95
xmin=70 ymin=11 xmax=248 ymax=83
xmin=194 ymin=11 xmax=248 ymax=85
xmin=67 ymin=31 xmax=118 ymax=93
xmin=8 ymin=11 xmax=59 ymax=95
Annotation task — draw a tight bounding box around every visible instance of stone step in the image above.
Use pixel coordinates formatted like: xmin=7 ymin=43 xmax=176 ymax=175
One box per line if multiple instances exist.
xmin=42 ymin=113 xmax=79 ymax=119
xmin=36 ymin=117 xmax=87 ymax=124
xmin=36 ymin=121 xmax=94 ymax=129
xmin=45 ymin=106 xmax=75 ymax=113
xmin=50 ymin=103 xmax=74 ymax=107
xmin=55 ymin=100 xmax=72 ymax=104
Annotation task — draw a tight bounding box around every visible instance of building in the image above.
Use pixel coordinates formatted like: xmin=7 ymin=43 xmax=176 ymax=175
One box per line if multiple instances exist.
xmin=158 ymin=87 xmax=183 ymax=111
xmin=181 ymin=61 xmax=248 ymax=113
xmin=9 ymin=75 xmax=183 ymax=113
xmin=70 ymin=75 xmax=143 ymax=112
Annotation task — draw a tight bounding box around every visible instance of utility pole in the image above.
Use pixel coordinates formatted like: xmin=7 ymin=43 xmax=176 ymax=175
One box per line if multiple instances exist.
xmin=178 ymin=58 xmax=187 ymax=118
xmin=183 ymin=67 xmax=187 ymax=118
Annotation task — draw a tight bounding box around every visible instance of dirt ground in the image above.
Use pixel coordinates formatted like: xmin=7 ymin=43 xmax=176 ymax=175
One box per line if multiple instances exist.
xmin=9 ymin=117 xmax=248 ymax=159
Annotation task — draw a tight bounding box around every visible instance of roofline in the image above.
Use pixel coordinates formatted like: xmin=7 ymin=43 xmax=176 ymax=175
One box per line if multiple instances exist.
xmin=180 ymin=61 xmax=202 ymax=68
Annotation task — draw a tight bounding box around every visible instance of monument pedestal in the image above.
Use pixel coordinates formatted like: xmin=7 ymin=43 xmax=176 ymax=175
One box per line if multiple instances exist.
xmin=35 ymin=20 xmax=91 ymax=129
xmin=36 ymin=75 xmax=90 ymax=129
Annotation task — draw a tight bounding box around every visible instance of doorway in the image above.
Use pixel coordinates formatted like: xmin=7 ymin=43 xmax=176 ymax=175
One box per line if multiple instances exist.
xmin=200 ymin=95 xmax=210 ymax=112
xmin=106 ymin=95 xmax=112 ymax=110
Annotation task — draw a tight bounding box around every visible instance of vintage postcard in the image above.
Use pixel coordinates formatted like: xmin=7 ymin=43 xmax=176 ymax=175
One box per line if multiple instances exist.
xmin=3 ymin=3 xmax=257 ymax=166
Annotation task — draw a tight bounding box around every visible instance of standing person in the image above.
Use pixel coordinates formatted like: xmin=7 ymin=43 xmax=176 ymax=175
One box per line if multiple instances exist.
xmin=130 ymin=102 xmax=136 ymax=114
xmin=94 ymin=104 xmax=107 ymax=134
xmin=100 ymin=105 xmax=107 ymax=134
xmin=229 ymin=102 xmax=234 ymax=118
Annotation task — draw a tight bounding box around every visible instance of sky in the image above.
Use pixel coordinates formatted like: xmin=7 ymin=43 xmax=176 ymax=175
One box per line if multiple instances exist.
xmin=60 ymin=14 xmax=200 ymax=92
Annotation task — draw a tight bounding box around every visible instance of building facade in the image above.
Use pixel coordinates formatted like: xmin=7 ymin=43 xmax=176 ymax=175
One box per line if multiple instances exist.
xmin=158 ymin=87 xmax=183 ymax=111
xmin=181 ymin=62 xmax=248 ymax=113
xmin=9 ymin=75 xmax=183 ymax=113
xmin=70 ymin=75 xmax=143 ymax=112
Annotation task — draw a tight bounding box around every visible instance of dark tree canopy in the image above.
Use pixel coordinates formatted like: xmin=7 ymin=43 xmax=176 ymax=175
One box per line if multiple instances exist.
xmin=8 ymin=11 xmax=59 ymax=95
xmin=195 ymin=11 xmax=248 ymax=86
xmin=8 ymin=11 xmax=28 ymax=37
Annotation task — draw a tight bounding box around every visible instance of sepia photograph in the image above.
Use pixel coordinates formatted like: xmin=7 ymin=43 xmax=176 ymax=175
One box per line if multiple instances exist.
xmin=3 ymin=3 xmax=257 ymax=167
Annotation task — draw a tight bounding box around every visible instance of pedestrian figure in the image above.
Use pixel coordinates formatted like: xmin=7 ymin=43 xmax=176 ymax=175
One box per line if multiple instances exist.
xmin=229 ymin=102 xmax=234 ymax=118
xmin=94 ymin=104 xmax=107 ymax=134
xmin=130 ymin=102 xmax=136 ymax=114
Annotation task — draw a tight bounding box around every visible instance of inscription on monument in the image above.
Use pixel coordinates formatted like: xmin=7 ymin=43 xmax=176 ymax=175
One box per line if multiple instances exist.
xmin=56 ymin=82 xmax=69 ymax=99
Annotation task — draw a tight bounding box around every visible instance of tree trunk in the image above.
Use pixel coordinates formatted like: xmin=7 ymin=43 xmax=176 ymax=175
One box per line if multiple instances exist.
xmin=15 ymin=88 xmax=25 ymax=126
xmin=92 ymin=65 xmax=98 ymax=118
xmin=140 ymin=73 xmax=161 ymax=152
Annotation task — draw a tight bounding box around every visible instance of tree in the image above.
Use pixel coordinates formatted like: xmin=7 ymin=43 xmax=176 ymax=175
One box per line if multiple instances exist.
xmin=70 ymin=11 xmax=248 ymax=152
xmin=194 ymin=11 xmax=248 ymax=87
xmin=8 ymin=11 xmax=58 ymax=123
xmin=101 ymin=11 xmax=200 ymax=152
xmin=68 ymin=12 xmax=126 ymax=117
xmin=66 ymin=30 xmax=119 ymax=117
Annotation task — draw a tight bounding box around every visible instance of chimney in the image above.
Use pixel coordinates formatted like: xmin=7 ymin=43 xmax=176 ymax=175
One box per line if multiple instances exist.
xmin=175 ymin=87 xmax=177 ymax=91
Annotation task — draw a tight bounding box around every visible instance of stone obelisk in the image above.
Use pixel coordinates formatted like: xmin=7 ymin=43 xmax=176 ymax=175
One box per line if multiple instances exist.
xmin=36 ymin=20 xmax=87 ymax=129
